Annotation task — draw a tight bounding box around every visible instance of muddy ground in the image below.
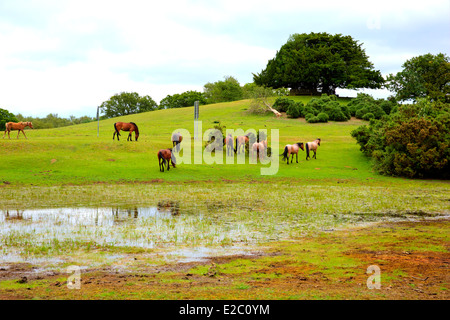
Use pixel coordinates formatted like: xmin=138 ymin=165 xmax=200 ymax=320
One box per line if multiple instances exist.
xmin=0 ymin=219 xmax=448 ymax=301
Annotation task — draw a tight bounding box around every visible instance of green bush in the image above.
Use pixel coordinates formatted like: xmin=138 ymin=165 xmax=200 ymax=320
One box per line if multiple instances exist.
xmin=286 ymin=102 xmax=304 ymax=118
xmin=273 ymin=97 xmax=295 ymax=113
xmin=348 ymin=93 xmax=393 ymax=120
xmin=305 ymin=113 xmax=315 ymax=122
xmin=307 ymin=116 xmax=320 ymax=123
xmin=328 ymin=106 xmax=350 ymax=121
xmin=317 ymin=112 xmax=329 ymax=122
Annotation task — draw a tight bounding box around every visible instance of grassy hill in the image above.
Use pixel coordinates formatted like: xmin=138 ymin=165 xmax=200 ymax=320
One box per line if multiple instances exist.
xmin=1 ymin=97 xmax=385 ymax=186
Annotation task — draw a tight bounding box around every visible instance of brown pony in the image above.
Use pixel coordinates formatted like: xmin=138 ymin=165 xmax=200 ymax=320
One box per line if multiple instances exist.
xmin=234 ymin=133 xmax=254 ymax=154
xmin=3 ymin=122 xmax=33 ymax=139
xmin=158 ymin=148 xmax=176 ymax=172
xmin=306 ymin=138 xmax=321 ymax=160
xmin=113 ymin=122 xmax=139 ymax=141
xmin=280 ymin=142 xmax=304 ymax=164
xmin=171 ymin=132 xmax=183 ymax=152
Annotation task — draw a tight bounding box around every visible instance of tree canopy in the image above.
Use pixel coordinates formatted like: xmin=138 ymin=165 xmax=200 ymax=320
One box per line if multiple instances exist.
xmin=99 ymin=92 xmax=158 ymax=118
xmin=386 ymin=53 xmax=450 ymax=102
xmin=253 ymin=32 xmax=384 ymax=95
xmin=203 ymin=76 xmax=243 ymax=103
xmin=160 ymin=91 xmax=207 ymax=109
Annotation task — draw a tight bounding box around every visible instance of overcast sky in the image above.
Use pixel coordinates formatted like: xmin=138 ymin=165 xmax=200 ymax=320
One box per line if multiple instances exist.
xmin=1 ymin=0 xmax=449 ymax=118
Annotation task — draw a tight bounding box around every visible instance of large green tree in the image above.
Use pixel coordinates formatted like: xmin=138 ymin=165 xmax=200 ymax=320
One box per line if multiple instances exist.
xmin=386 ymin=53 xmax=450 ymax=102
xmin=99 ymin=92 xmax=158 ymax=118
xmin=253 ymin=32 xmax=384 ymax=95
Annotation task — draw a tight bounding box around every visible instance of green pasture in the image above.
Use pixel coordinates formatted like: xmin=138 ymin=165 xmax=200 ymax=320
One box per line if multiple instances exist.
xmin=1 ymin=97 xmax=390 ymax=186
xmin=0 ymin=98 xmax=449 ymax=301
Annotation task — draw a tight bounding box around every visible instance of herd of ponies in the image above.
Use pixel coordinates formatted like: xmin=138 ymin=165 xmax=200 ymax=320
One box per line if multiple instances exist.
xmin=2 ymin=121 xmax=321 ymax=173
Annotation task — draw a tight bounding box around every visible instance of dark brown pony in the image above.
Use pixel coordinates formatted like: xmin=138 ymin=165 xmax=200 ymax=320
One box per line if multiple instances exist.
xmin=113 ymin=122 xmax=139 ymax=141
xmin=3 ymin=122 xmax=33 ymax=139
xmin=280 ymin=142 xmax=304 ymax=164
xmin=158 ymin=148 xmax=176 ymax=172
xmin=306 ymin=138 xmax=321 ymax=160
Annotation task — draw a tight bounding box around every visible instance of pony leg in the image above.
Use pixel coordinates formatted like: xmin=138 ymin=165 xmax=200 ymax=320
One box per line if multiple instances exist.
xmin=22 ymin=130 xmax=28 ymax=139
xmin=313 ymin=151 xmax=317 ymax=159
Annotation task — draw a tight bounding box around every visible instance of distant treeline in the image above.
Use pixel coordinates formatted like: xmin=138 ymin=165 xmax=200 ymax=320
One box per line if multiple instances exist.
xmin=16 ymin=113 xmax=95 ymax=129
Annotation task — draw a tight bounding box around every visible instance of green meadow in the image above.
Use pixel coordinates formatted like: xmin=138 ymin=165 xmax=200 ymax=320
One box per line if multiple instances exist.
xmin=1 ymin=97 xmax=396 ymax=185
xmin=1 ymin=97 xmax=448 ymax=211
xmin=0 ymin=97 xmax=449 ymax=300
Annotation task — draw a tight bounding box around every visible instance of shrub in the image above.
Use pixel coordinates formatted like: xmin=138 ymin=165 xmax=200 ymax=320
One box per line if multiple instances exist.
xmin=328 ymin=106 xmax=350 ymax=121
xmin=317 ymin=112 xmax=329 ymax=122
xmin=362 ymin=112 xmax=375 ymax=121
xmin=305 ymin=113 xmax=315 ymax=122
xmin=307 ymin=116 xmax=320 ymax=123
xmin=272 ymin=97 xmax=295 ymax=113
xmin=286 ymin=102 xmax=303 ymax=118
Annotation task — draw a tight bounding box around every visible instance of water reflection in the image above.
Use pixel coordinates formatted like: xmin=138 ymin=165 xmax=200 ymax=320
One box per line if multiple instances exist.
xmin=157 ymin=200 xmax=180 ymax=215
xmin=0 ymin=206 xmax=179 ymax=226
xmin=4 ymin=210 xmax=25 ymax=221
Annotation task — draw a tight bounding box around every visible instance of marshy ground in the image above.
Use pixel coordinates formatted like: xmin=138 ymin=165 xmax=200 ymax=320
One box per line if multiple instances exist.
xmin=0 ymin=182 xmax=448 ymax=300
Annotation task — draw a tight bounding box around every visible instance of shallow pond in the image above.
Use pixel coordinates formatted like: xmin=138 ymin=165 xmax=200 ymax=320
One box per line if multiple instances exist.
xmin=0 ymin=202 xmax=446 ymax=264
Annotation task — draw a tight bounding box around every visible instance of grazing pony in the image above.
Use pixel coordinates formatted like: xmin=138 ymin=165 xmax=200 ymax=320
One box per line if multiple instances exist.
xmin=280 ymin=142 xmax=304 ymax=164
xmin=171 ymin=132 xmax=183 ymax=152
xmin=225 ymin=134 xmax=234 ymax=156
xmin=113 ymin=122 xmax=139 ymax=141
xmin=234 ymin=133 xmax=253 ymax=154
xmin=158 ymin=148 xmax=176 ymax=172
xmin=251 ymin=140 xmax=267 ymax=162
xmin=305 ymin=138 xmax=321 ymax=160
xmin=3 ymin=122 xmax=33 ymax=139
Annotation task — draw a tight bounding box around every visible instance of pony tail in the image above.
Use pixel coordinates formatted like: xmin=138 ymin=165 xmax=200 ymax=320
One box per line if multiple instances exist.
xmin=234 ymin=138 xmax=237 ymax=153
xmin=280 ymin=146 xmax=288 ymax=160
xmin=306 ymin=143 xmax=309 ymax=159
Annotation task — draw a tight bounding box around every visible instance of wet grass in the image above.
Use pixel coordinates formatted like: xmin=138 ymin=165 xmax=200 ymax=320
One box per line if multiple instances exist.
xmin=0 ymin=181 xmax=448 ymax=266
